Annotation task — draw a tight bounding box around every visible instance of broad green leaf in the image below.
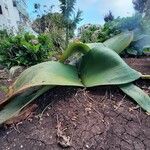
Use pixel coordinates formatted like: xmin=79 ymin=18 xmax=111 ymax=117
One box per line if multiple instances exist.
xmin=132 ymin=29 xmax=146 ymax=42
xmin=103 ymin=32 xmax=133 ymax=54
xmin=119 ymin=83 xmax=150 ymax=113
xmin=79 ymin=45 xmax=141 ymax=87
xmin=86 ymin=43 xmax=104 ymax=49
xmin=11 ymin=61 xmax=83 ymax=95
xmin=133 ymin=33 xmax=146 ymax=42
xmin=0 ymin=86 xmax=51 ymax=124
xmin=0 ymin=61 xmax=83 ymax=124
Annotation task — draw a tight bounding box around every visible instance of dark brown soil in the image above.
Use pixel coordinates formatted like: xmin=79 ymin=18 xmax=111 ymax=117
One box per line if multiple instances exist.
xmin=124 ymin=57 xmax=150 ymax=75
xmin=0 ymin=58 xmax=149 ymax=150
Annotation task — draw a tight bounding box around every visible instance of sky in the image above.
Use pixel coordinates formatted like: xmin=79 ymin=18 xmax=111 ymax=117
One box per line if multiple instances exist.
xmin=27 ymin=0 xmax=135 ymax=27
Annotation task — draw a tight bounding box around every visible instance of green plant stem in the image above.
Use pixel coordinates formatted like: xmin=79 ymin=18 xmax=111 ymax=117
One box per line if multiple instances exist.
xmin=59 ymin=42 xmax=90 ymax=63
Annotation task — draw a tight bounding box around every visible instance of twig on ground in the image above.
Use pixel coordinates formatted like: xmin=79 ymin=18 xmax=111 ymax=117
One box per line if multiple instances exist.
xmin=114 ymin=95 xmax=126 ymax=110
xmin=129 ymin=105 xmax=140 ymax=112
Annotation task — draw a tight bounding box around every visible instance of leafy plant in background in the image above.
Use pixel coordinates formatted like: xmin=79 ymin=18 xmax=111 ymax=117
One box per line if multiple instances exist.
xmin=79 ymin=24 xmax=102 ymax=43
xmin=79 ymin=14 xmax=141 ymax=44
xmin=0 ymin=32 xmax=149 ymax=125
xmin=59 ymin=0 xmax=83 ymax=46
xmin=79 ymin=21 xmax=120 ymax=43
xmin=141 ymin=18 xmax=150 ymax=34
xmin=126 ymin=30 xmax=150 ymax=56
xmin=0 ymin=30 xmax=9 ymax=41
xmin=103 ymin=13 xmax=150 ymax=56
xmin=33 ymin=12 xmax=66 ymax=53
xmin=104 ymin=10 xmax=114 ymax=22
xmin=133 ymin=0 xmax=147 ymax=14
xmin=132 ymin=0 xmax=150 ymax=17
xmin=32 ymin=1 xmax=82 ymax=48
xmin=0 ymin=33 xmax=54 ymax=68
xmin=80 ymin=13 xmax=150 ymax=56
xmin=117 ymin=14 xmax=150 ymax=56
xmin=114 ymin=14 xmax=142 ymax=31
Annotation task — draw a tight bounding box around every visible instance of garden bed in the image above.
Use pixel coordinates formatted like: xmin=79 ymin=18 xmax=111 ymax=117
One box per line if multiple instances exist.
xmin=0 ymin=58 xmax=149 ymax=150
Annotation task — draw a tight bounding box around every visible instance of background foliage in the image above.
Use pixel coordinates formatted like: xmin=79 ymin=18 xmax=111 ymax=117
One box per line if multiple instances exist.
xmin=0 ymin=0 xmax=150 ymax=69
xmin=0 ymin=33 xmax=54 ymax=68
xmin=32 ymin=0 xmax=82 ymax=47
xmin=79 ymin=12 xmax=150 ymax=56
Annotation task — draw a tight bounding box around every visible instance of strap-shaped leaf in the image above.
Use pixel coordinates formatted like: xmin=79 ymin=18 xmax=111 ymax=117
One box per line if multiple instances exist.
xmin=103 ymin=32 xmax=133 ymax=54
xmin=11 ymin=61 xmax=83 ymax=95
xmin=0 ymin=86 xmax=51 ymax=124
xmin=86 ymin=43 xmax=104 ymax=49
xmin=79 ymin=45 xmax=141 ymax=87
xmin=119 ymin=83 xmax=150 ymax=113
xmin=0 ymin=61 xmax=83 ymax=124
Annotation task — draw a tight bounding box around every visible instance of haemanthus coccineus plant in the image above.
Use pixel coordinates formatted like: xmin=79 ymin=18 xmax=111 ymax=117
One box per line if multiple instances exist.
xmin=0 ymin=32 xmax=149 ymax=124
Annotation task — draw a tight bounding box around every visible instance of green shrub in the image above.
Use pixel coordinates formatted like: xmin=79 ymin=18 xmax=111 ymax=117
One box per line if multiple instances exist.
xmin=79 ymin=21 xmax=121 ymax=43
xmin=0 ymin=33 xmax=54 ymax=68
xmin=80 ymin=25 xmax=101 ymax=43
xmin=47 ymin=29 xmax=66 ymax=52
xmin=141 ymin=17 xmax=150 ymax=34
xmin=0 ymin=29 xmax=9 ymax=40
xmin=79 ymin=14 xmax=150 ymax=56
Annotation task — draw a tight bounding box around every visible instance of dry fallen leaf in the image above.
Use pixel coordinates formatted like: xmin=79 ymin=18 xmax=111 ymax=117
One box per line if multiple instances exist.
xmin=5 ymin=104 xmax=38 ymax=125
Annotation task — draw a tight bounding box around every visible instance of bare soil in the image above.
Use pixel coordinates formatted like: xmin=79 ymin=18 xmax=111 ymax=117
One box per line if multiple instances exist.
xmin=0 ymin=58 xmax=149 ymax=150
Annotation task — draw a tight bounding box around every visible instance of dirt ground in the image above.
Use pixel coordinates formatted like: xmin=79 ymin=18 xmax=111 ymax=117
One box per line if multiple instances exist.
xmin=0 ymin=58 xmax=149 ymax=150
